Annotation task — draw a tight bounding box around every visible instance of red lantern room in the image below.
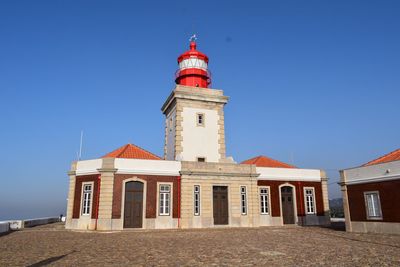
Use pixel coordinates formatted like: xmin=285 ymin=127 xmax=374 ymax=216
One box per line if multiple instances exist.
xmin=175 ymin=37 xmax=211 ymax=88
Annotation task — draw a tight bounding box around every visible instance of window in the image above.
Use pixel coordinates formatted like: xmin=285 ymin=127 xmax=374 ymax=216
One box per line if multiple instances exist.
xmin=241 ymin=186 xmax=247 ymax=215
xmin=159 ymin=184 xmax=171 ymax=216
xmin=197 ymin=157 xmax=206 ymax=162
xmin=194 ymin=185 xmax=200 ymax=216
xmin=82 ymin=183 xmax=92 ymax=215
xmin=196 ymin=113 xmax=205 ymax=126
xmin=304 ymin=188 xmax=316 ymax=214
xmin=364 ymin=191 xmax=382 ymax=220
xmin=260 ymin=188 xmax=269 ymax=214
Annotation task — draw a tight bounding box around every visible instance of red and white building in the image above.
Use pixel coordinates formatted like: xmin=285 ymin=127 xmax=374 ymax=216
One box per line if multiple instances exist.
xmin=340 ymin=149 xmax=400 ymax=234
xmin=65 ymin=39 xmax=330 ymax=230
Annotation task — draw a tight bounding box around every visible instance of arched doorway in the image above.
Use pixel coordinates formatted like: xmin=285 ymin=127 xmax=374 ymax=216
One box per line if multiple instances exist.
xmin=124 ymin=181 xmax=144 ymax=228
xmin=281 ymin=186 xmax=295 ymax=224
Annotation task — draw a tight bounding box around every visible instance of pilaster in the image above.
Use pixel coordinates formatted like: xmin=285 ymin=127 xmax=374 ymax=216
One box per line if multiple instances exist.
xmin=320 ymin=170 xmax=330 ymax=220
xmin=217 ymin=105 xmax=226 ymax=160
xmin=65 ymin=161 xmax=77 ymax=229
xmin=340 ymin=170 xmax=352 ymax=232
xmin=96 ymin=158 xmax=117 ymax=230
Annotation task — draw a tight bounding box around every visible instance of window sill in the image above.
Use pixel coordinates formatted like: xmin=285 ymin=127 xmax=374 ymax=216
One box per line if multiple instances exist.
xmin=366 ymin=217 xmax=383 ymax=221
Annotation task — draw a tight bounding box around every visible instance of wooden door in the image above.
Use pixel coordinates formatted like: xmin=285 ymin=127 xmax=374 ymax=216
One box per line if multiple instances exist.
xmin=213 ymin=186 xmax=228 ymax=225
xmin=124 ymin=181 xmax=144 ymax=228
xmin=281 ymin=186 xmax=295 ymax=224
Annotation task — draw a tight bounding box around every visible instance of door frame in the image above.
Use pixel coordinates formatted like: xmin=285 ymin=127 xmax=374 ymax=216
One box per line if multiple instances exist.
xmin=278 ymin=183 xmax=298 ymax=225
xmin=121 ymin=177 xmax=147 ymax=229
xmin=212 ymin=185 xmax=230 ymax=226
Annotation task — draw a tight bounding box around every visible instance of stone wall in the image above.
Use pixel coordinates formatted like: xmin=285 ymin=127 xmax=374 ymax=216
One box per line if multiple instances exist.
xmin=180 ymin=161 xmax=259 ymax=228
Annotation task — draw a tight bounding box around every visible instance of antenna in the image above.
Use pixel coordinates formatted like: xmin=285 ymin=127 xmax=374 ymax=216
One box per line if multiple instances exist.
xmin=78 ymin=130 xmax=83 ymax=161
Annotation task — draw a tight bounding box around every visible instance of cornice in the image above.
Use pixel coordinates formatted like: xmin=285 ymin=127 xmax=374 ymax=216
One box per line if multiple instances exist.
xmin=97 ymin=168 xmax=118 ymax=173
xmin=180 ymin=170 xmax=259 ymax=178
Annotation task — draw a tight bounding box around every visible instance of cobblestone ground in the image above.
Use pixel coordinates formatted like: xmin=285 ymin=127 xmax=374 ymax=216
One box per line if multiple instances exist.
xmin=1 ymin=223 xmax=400 ymax=266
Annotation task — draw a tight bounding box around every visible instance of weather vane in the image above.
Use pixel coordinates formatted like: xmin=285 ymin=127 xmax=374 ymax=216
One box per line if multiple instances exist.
xmin=189 ymin=34 xmax=197 ymax=42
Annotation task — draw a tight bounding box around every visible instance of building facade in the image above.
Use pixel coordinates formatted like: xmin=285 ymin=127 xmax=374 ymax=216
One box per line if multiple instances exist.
xmin=340 ymin=149 xmax=400 ymax=234
xmin=65 ymin=40 xmax=330 ymax=230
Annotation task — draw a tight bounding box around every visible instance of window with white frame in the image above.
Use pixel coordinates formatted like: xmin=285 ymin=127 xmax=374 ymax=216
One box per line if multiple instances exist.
xmin=159 ymin=184 xmax=171 ymax=216
xmin=82 ymin=183 xmax=92 ymax=215
xmin=304 ymin=188 xmax=316 ymax=214
xmin=194 ymin=185 xmax=200 ymax=216
xmin=364 ymin=191 xmax=382 ymax=220
xmin=196 ymin=113 xmax=205 ymax=126
xmin=260 ymin=188 xmax=269 ymax=214
xmin=241 ymin=186 xmax=247 ymax=215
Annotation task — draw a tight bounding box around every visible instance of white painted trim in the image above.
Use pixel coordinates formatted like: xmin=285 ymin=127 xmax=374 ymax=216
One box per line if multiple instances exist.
xmin=121 ymin=177 xmax=147 ymax=229
xmin=157 ymin=182 xmax=173 ymax=217
xmin=75 ymin=159 xmax=182 ymax=176
xmin=363 ymin=191 xmax=383 ymax=220
xmin=115 ymin=159 xmax=181 ymax=176
xmin=345 ymin=175 xmax=400 ymax=185
xmin=303 ymin=187 xmax=316 ymax=215
xmin=342 ymin=160 xmax=400 ymax=185
xmin=278 ymin=183 xmax=298 ymax=225
xmin=193 ymin=185 xmax=201 ymax=216
xmin=257 ymin=167 xmax=321 ymax=182
xmin=80 ymin=182 xmax=94 ymax=217
xmin=258 ymin=186 xmax=271 ymax=215
xmin=76 ymin=159 xmax=102 ymax=175
xmin=240 ymin=186 xmax=247 ymax=216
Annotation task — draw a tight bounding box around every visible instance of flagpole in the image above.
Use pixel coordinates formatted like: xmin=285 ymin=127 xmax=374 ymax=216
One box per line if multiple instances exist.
xmin=79 ymin=130 xmax=83 ymax=161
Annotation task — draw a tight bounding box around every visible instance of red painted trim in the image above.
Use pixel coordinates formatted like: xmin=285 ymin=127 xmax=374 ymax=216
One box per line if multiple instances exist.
xmin=177 ymin=176 xmax=181 ymax=228
xmin=177 ymin=68 xmax=209 ymax=77
xmin=95 ymin=174 xmax=101 ymax=230
xmin=298 ymin=181 xmax=304 ymax=225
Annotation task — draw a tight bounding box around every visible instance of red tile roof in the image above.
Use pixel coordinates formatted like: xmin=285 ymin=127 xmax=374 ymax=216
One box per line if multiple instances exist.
xmin=362 ymin=148 xmax=400 ymax=166
xmin=102 ymin=143 xmax=161 ymax=160
xmin=241 ymin=155 xmax=296 ymax=168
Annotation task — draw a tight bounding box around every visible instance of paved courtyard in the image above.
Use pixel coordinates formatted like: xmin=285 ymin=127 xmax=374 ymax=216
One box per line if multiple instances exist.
xmin=1 ymin=223 xmax=400 ymax=266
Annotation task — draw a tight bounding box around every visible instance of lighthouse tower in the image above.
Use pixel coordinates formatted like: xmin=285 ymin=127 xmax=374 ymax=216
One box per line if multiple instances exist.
xmin=162 ymin=38 xmax=229 ymax=162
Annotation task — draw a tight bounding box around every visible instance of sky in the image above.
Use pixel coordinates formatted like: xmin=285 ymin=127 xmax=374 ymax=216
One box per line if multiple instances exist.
xmin=0 ymin=0 xmax=399 ymax=220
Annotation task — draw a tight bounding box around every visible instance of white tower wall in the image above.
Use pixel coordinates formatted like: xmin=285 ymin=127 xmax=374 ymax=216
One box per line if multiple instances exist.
xmin=180 ymin=107 xmax=220 ymax=162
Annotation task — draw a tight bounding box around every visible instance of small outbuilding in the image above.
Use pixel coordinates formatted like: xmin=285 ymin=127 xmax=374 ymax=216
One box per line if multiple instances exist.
xmin=340 ymin=148 xmax=400 ymax=234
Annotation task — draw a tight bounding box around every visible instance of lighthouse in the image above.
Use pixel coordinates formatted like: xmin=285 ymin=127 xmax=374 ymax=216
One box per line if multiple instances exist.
xmin=162 ymin=37 xmax=228 ymax=162
xmin=175 ymin=38 xmax=211 ymax=88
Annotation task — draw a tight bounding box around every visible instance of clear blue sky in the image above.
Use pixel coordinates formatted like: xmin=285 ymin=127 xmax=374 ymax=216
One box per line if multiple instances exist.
xmin=0 ymin=0 xmax=399 ymax=220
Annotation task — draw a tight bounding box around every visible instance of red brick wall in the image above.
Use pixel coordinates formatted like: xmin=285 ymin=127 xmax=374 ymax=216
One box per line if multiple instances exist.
xmin=257 ymin=180 xmax=324 ymax=217
xmin=112 ymin=174 xmax=179 ymax=219
xmin=72 ymin=175 xmax=99 ymax=219
xmin=347 ymin=179 xmax=400 ymax=222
